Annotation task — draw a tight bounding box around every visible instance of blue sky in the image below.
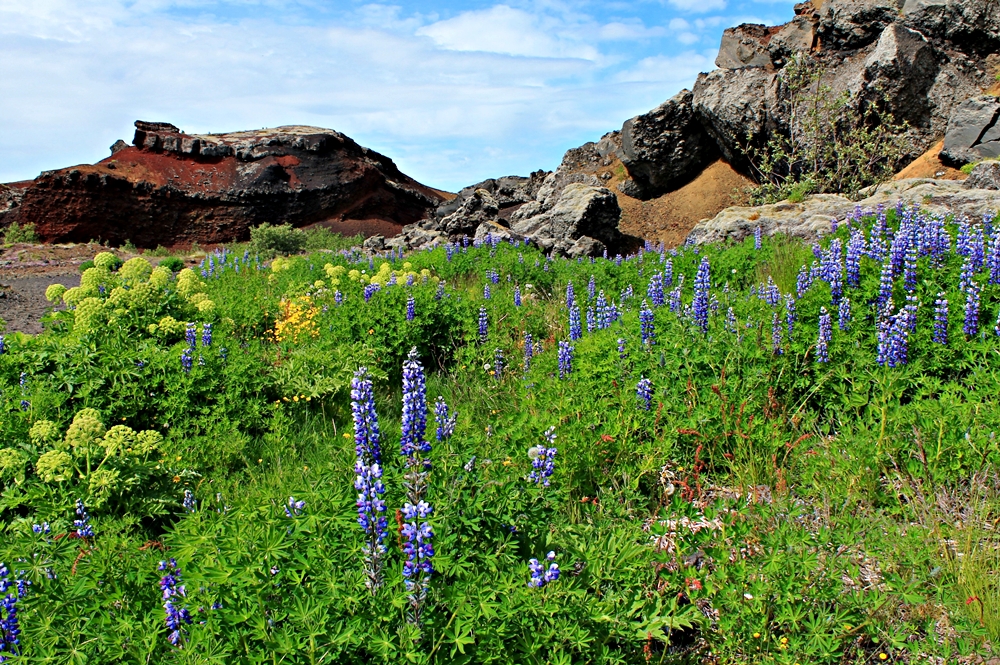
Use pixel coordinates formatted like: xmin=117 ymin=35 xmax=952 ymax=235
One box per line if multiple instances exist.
xmin=0 ymin=0 xmax=798 ymax=192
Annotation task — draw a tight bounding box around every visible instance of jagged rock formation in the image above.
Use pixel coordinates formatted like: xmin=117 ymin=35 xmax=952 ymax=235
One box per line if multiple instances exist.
xmin=0 ymin=121 xmax=445 ymax=247
xmin=687 ymin=178 xmax=1000 ymax=244
xmin=613 ymin=0 xmax=998 ymax=199
xmin=941 ymin=96 xmax=1000 ymax=164
xmin=964 ymin=161 xmax=1000 ymax=190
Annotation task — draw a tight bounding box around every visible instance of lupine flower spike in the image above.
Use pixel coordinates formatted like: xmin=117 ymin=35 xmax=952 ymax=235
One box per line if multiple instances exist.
xmin=351 ymin=367 xmax=387 ymax=591
xmin=528 ymin=427 xmax=557 ymax=486
xmin=528 ymin=551 xmax=560 ymax=588
xmin=159 ymin=559 xmax=192 ymax=646
xmin=636 ymin=376 xmax=653 ymax=410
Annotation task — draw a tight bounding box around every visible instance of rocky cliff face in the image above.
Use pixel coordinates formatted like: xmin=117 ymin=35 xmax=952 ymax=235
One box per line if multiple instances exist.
xmin=616 ymin=0 xmax=999 ymax=199
xmin=0 ymin=121 xmax=445 ymax=247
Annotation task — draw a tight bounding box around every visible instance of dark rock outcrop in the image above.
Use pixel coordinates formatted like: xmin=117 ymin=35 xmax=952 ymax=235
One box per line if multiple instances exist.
xmin=941 ymin=96 xmax=1000 ymax=164
xmin=618 ymin=91 xmax=719 ymax=197
xmin=510 ymin=183 xmax=624 ymax=257
xmin=2 ymin=121 xmax=445 ymax=247
xmin=603 ymin=0 xmax=996 ymax=199
xmin=964 ymin=161 xmax=1000 ymax=190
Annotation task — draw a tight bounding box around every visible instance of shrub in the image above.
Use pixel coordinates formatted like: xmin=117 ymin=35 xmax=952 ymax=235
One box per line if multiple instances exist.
xmin=249 ymin=222 xmax=307 ymax=257
xmin=158 ymin=256 xmax=185 ymax=272
xmin=78 ymin=260 xmax=95 ymax=272
xmin=743 ymin=55 xmax=910 ymax=204
xmin=2 ymin=221 xmax=38 ymax=244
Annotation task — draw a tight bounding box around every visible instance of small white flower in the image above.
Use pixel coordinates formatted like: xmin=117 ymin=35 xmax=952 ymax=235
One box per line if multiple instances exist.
xmin=527 ymin=446 xmax=541 ymax=459
xmin=483 ymin=363 xmax=491 ymax=371
xmin=744 ymin=593 xmax=754 ymax=600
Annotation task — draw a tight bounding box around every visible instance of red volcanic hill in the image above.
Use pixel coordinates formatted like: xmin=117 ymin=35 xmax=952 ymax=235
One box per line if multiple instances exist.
xmin=0 ymin=121 xmax=447 ymax=247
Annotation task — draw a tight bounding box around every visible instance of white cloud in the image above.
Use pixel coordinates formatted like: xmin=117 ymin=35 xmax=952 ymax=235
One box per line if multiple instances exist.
xmin=665 ymin=0 xmax=728 ymax=12
xmin=614 ymin=51 xmax=715 ymax=83
xmin=668 ymin=17 xmax=691 ymax=31
xmin=416 ymin=5 xmax=599 ymax=60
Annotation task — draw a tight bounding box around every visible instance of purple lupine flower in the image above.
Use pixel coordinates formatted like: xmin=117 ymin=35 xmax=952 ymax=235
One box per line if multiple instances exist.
xmin=334 ymin=290 xmax=343 ymax=305
xmin=434 ymin=282 xmax=444 ymax=301
xmin=493 ymin=348 xmax=505 ymax=381
xmin=763 ymin=276 xmax=781 ymax=307
xmin=636 ymin=376 xmax=653 ymax=410
xmin=994 ymin=309 xmax=1000 ymax=337
xmin=364 ymin=283 xmax=380 ymax=302
xmin=796 ymin=264 xmax=811 ymax=299
xmin=846 ymin=228 xmax=865 ymax=288
xmin=838 ymin=297 xmax=851 ymax=332
xmin=816 ymin=307 xmax=831 ymax=363
xmin=406 ymin=295 xmax=416 ymax=321
xmin=668 ymin=281 xmax=682 ymax=313
xmin=569 ymin=305 xmax=582 ymax=341
xmin=400 ymin=501 xmax=434 ymax=624
xmin=754 ymin=226 xmax=762 ymax=250
xmin=693 ymin=257 xmax=711 ymax=334
xmin=478 ymin=307 xmax=488 ymax=343
xmin=201 ymin=323 xmax=212 ymax=348
xmin=401 ymin=348 xmax=429 ymax=458
xmin=771 ymin=311 xmax=783 ymax=355
xmin=0 ymin=564 xmax=23 ymax=659
xmin=964 ymin=281 xmax=981 ymax=337
xmin=483 ymin=283 xmax=491 ymax=300
xmin=595 ymin=291 xmax=610 ymax=329
xmin=588 ymin=275 xmax=596 ymax=300
xmin=647 ymin=272 xmax=665 ymax=307
xmin=182 ymin=490 xmax=196 ymax=513
xmin=617 ymin=337 xmax=627 ymax=359
xmin=970 ymin=224 xmax=985 ymax=272
xmin=557 ymin=341 xmax=573 ymax=379
xmin=352 ymin=367 xmax=387 ymax=590
xmin=514 ymin=286 xmax=521 ymax=307
xmin=185 ymin=323 xmax=196 ymax=348
xmin=639 ymin=301 xmax=655 ymax=347
xmin=524 ymin=332 xmax=533 ymax=371
xmin=528 ymin=551 xmax=560 ymax=588
xmin=565 ymin=281 xmax=575 ymax=309
xmin=285 ymin=497 xmax=305 ymax=518
xmin=528 ymin=427 xmax=557 ymax=486
xmin=933 ymin=293 xmax=948 ymax=344
xmin=903 ymin=243 xmax=918 ymax=292
xmin=433 ymin=397 xmax=455 ymax=442
xmin=586 ymin=307 xmax=595 ymax=334
xmin=663 ymin=260 xmax=673 ymax=287
xmin=159 ymin=559 xmax=192 ymax=646
xmin=726 ymin=307 xmax=737 ymax=334
xmin=877 ymin=260 xmax=894 ymax=307
xmin=0 ymin=336 xmax=5 ymax=355
xmin=180 ymin=348 xmax=193 ymax=374
xmin=824 ymin=239 xmax=843 ymax=304
xmin=73 ymin=499 xmax=93 ymax=539
xmin=620 ymin=284 xmax=634 ymax=302
xmin=784 ymin=295 xmax=796 ymax=341
xmin=988 ymin=229 xmax=1000 ymax=285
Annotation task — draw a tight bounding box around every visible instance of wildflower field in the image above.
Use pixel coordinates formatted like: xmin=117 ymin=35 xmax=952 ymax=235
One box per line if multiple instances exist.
xmin=1 ymin=202 xmax=1000 ymax=663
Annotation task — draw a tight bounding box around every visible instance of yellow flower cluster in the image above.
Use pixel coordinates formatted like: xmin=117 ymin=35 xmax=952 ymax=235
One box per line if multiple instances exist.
xmin=273 ymin=295 xmax=320 ymax=343
xmin=344 ymin=261 xmax=437 ymax=286
xmin=271 ymin=257 xmax=295 ymax=273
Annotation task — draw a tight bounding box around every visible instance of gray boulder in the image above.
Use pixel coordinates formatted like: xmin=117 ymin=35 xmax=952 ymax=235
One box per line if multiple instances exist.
xmin=715 ymin=18 xmax=815 ymax=71
xmin=941 ymin=96 xmax=1000 ymax=165
xmin=964 ymin=161 xmax=1000 ymax=190
xmin=439 ymin=189 xmax=501 ymax=236
xmin=511 ymin=183 xmax=623 ymax=257
xmin=815 ymin=0 xmax=902 ymax=50
xmin=692 ymin=67 xmax=781 ymax=166
xmin=618 ymin=90 xmax=719 ymax=197
xmin=902 ymin=0 xmax=1000 ymax=52
xmin=687 ymin=178 xmax=1000 ymax=244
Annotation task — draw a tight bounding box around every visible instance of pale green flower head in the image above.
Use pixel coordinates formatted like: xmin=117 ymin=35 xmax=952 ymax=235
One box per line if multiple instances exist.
xmin=92 ymin=251 xmax=120 ymax=270
xmin=0 ymin=448 xmax=26 ymax=481
xmin=29 ymin=420 xmax=60 ymax=447
xmin=73 ymin=297 xmax=106 ymax=335
xmin=88 ymin=468 xmax=121 ymax=502
xmin=36 ymin=450 xmax=74 ymax=483
xmin=102 ymin=425 xmax=136 ymax=455
xmin=45 ymin=283 xmax=67 ymax=304
xmin=149 ymin=265 xmax=171 ymax=288
xmin=80 ymin=266 xmax=113 ymax=292
xmin=65 ymin=410 xmax=106 ymax=453
xmin=118 ymin=256 xmax=152 ymax=283
xmin=134 ymin=430 xmax=164 ymax=455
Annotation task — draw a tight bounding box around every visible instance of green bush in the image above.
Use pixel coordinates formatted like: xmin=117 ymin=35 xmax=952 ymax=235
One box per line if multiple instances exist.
xmin=2 ymin=221 xmax=38 ymax=244
xmin=78 ymin=260 xmax=95 ymax=272
xmin=249 ymin=222 xmax=307 ymax=257
xmin=743 ymin=55 xmax=910 ymax=204
xmin=158 ymin=257 xmax=185 ymax=272
xmin=961 ymin=162 xmax=979 ymax=175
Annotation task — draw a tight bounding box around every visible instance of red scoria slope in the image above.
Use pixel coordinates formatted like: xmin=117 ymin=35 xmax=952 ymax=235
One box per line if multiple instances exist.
xmin=0 ymin=121 xmax=446 ymax=247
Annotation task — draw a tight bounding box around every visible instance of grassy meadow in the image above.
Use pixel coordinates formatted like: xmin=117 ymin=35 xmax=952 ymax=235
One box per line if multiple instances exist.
xmin=0 ymin=206 xmax=998 ymax=663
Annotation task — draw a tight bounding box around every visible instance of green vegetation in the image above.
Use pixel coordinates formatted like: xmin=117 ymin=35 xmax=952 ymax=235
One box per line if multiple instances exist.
xmin=158 ymin=257 xmax=185 ymax=273
xmin=0 ymin=214 xmax=998 ymax=663
xmin=2 ymin=222 xmax=38 ymax=245
xmin=744 ymin=56 xmax=910 ymax=205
